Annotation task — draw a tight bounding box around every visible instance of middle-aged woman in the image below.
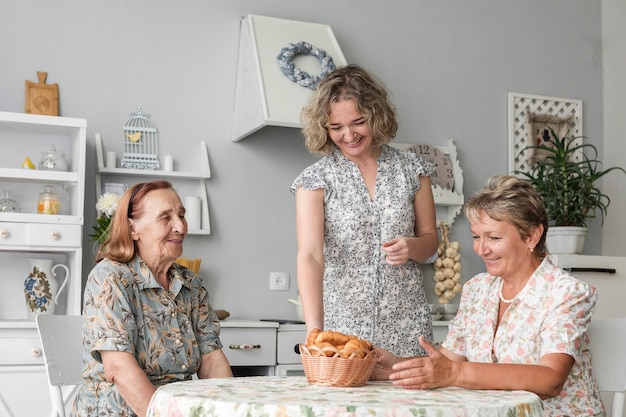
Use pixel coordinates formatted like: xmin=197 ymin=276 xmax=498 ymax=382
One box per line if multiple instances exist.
xmin=72 ymin=181 xmax=232 ymax=417
xmin=373 ymin=175 xmax=604 ymax=417
xmin=290 ymin=64 xmax=439 ymax=357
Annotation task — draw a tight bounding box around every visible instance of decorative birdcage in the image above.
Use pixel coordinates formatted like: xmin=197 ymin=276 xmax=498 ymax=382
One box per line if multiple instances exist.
xmin=120 ymin=107 xmax=160 ymax=170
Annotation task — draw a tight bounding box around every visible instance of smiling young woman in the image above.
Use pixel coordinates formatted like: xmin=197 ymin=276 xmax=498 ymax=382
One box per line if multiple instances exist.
xmin=291 ymin=64 xmax=439 ymax=358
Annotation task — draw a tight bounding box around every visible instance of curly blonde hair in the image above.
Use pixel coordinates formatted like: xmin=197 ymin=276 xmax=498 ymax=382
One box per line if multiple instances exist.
xmin=300 ymin=64 xmax=398 ymax=155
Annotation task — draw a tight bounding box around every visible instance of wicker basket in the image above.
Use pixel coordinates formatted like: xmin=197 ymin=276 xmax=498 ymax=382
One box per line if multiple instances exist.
xmin=300 ymin=344 xmax=377 ymax=387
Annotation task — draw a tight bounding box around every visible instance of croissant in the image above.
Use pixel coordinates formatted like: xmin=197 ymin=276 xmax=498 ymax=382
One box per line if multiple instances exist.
xmin=306 ymin=328 xmax=321 ymax=346
xmin=314 ymin=330 xmax=353 ymax=346
xmin=304 ymin=328 xmax=373 ymax=358
xmin=342 ymin=339 xmax=371 ymax=358
xmin=314 ymin=342 xmax=337 ymax=357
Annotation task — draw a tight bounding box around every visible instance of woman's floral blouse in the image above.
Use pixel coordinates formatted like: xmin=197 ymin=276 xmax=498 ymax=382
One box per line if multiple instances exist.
xmin=442 ymin=256 xmax=604 ymax=417
xmin=291 ymin=144 xmax=436 ymax=356
xmin=71 ymin=257 xmax=223 ymax=417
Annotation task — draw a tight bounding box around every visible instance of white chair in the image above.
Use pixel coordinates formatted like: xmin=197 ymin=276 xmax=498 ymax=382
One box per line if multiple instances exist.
xmin=36 ymin=314 xmax=85 ymax=417
xmin=588 ymin=317 xmax=626 ymax=417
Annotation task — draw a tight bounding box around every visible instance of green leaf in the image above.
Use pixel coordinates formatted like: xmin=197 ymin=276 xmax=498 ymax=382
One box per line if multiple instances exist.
xmin=89 ymin=216 xmax=112 ymax=244
xmin=515 ymin=126 xmax=626 ymax=227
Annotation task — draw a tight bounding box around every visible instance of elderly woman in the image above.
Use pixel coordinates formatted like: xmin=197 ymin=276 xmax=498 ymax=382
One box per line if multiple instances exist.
xmin=373 ymin=175 xmax=604 ymax=417
xmin=72 ymin=181 xmax=232 ymax=417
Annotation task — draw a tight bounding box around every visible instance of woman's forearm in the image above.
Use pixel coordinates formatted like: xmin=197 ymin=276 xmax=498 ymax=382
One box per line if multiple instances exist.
xmin=453 ymin=362 xmax=567 ymax=399
xmin=101 ymin=351 xmax=156 ymax=417
xmin=297 ymin=255 xmax=325 ymax=332
xmin=198 ymin=349 xmax=233 ymax=378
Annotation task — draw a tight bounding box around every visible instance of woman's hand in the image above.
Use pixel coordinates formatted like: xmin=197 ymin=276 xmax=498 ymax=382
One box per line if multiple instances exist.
xmin=389 ymin=336 xmax=454 ymax=389
xmin=370 ymin=347 xmax=401 ymax=380
xmin=382 ymin=237 xmax=411 ymax=265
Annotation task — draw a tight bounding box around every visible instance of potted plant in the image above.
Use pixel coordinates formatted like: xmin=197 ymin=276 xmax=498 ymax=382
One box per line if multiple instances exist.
xmin=515 ymin=127 xmax=626 ymax=254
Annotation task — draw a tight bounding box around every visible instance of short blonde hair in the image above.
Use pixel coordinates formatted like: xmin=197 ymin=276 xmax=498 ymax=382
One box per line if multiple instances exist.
xmin=464 ymin=175 xmax=548 ymax=257
xmin=300 ymin=64 xmax=398 ymax=155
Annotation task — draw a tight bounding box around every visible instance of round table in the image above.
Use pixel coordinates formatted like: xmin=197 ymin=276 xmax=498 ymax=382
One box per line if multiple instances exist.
xmin=146 ymin=376 xmax=544 ymax=417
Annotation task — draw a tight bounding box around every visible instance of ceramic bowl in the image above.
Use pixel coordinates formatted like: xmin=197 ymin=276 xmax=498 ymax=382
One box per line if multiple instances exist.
xmin=440 ymin=304 xmax=459 ymax=315
xmin=428 ymin=304 xmax=441 ymax=315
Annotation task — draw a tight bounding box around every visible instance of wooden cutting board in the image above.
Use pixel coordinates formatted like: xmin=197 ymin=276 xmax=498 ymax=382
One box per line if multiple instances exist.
xmin=25 ymin=71 xmax=59 ymax=116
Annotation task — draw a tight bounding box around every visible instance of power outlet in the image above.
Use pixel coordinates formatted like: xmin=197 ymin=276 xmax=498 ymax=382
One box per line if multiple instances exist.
xmin=269 ymin=272 xmax=289 ymax=291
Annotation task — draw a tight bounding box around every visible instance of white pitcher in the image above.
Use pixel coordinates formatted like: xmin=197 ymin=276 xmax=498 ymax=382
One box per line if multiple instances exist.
xmin=287 ymin=296 xmax=305 ymax=322
xmin=23 ymin=258 xmax=69 ymax=320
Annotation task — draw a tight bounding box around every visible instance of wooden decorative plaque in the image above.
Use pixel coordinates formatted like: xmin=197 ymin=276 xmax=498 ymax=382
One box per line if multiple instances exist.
xmin=25 ymin=71 xmax=59 ymax=116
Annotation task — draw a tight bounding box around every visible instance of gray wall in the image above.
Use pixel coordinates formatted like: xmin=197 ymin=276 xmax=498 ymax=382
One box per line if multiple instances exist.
xmin=0 ymin=1 xmax=606 ymax=321
xmin=602 ymin=0 xmax=626 ymax=256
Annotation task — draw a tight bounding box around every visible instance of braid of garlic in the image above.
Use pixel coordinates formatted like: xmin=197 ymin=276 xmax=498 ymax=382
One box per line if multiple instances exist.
xmin=433 ymin=221 xmax=462 ymax=304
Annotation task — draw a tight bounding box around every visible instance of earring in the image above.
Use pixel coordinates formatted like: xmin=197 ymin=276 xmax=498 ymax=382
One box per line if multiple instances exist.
xmin=529 ymin=247 xmax=534 ymax=253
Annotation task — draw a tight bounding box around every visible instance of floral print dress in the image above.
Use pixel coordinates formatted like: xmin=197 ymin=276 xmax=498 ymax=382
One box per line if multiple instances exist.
xmin=291 ymin=145 xmax=436 ymax=356
xmin=442 ymin=256 xmax=604 ymax=417
xmin=71 ymin=257 xmax=224 ymax=417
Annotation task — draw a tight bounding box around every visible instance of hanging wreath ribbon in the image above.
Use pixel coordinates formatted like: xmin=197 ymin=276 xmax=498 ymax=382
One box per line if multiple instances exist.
xmin=276 ymin=41 xmax=336 ymax=90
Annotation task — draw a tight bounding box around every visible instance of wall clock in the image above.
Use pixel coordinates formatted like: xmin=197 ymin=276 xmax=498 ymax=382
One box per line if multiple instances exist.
xmin=390 ymin=140 xmax=464 ymax=226
xmin=405 ymin=144 xmax=455 ymax=191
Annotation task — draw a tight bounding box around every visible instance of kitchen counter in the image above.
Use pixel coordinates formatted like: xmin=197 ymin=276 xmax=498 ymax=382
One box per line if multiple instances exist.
xmin=219 ymin=319 xmax=280 ymax=328
xmin=219 ymin=319 xmax=450 ymax=345
xmin=220 ymin=319 xmax=450 ymax=328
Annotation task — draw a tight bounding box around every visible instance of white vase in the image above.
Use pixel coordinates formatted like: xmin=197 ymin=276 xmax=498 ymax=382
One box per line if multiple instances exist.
xmin=23 ymin=258 xmax=70 ymax=320
xmin=546 ymin=226 xmax=588 ymax=254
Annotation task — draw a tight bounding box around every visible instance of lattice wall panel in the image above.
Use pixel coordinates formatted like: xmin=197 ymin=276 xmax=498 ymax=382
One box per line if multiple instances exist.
xmin=508 ymin=92 xmax=582 ymax=173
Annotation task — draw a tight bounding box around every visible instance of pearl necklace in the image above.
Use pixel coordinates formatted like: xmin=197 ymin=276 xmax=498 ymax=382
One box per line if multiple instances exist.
xmin=497 ymin=278 xmax=518 ymax=304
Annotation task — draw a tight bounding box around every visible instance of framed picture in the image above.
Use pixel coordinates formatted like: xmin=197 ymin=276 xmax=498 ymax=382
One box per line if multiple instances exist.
xmin=507 ymin=92 xmax=583 ymax=174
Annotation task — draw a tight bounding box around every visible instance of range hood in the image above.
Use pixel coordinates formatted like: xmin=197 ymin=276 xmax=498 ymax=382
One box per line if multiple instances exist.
xmin=231 ymin=14 xmax=347 ymax=142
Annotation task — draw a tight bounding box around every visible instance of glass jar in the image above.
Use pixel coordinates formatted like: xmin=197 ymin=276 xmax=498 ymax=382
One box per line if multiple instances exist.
xmin=0 ymin=190 xmax=20 ymax=212
xmin=38 ymin=144 xmax=68 ymax=171
xmin=38 ymin=185 xmax=61 ymax=215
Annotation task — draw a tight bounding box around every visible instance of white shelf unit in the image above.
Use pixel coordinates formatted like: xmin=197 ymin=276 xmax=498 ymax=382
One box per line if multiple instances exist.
xmin=95 ymin=133 xmax=212 ymax=235
xmin=0 ymin=110 xmax=86 ymax=417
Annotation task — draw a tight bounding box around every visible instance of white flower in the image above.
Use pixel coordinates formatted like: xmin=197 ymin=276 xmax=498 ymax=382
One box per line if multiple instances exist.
xmin=96 ymin=192 xmax=120 ymax=218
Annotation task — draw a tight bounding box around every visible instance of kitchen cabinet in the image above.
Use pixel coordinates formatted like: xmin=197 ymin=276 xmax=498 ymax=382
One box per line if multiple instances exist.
xmin=220 ymin=320 xmax=278 ymax=376
xmin=0 ymin=111 xmax=86 ymax=417
xmin=219 ymin=320 xmax=309 ymax=377
xmin=549 ymin=254 xmax=626 ymax=320
xmin=94 ymin=133 xmax=212 ymax=234
xmin=275 ymin=323 xmax=307 ymax=376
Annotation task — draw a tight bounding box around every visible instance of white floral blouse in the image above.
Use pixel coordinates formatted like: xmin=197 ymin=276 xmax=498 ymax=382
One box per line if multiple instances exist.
xmin=442 ymin=256 xmax=604 ymax=417
xmin=291 ymin=145 xmax=436 ymax=356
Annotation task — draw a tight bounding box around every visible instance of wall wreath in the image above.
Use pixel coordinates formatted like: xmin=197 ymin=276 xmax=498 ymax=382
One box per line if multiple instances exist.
xmin=276 ymin=41 xmax=336 ymax=90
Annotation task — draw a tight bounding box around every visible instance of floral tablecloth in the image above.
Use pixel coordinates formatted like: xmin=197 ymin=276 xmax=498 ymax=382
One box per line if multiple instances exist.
xmin=146 ymin=376 xmax=543 ymax=417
